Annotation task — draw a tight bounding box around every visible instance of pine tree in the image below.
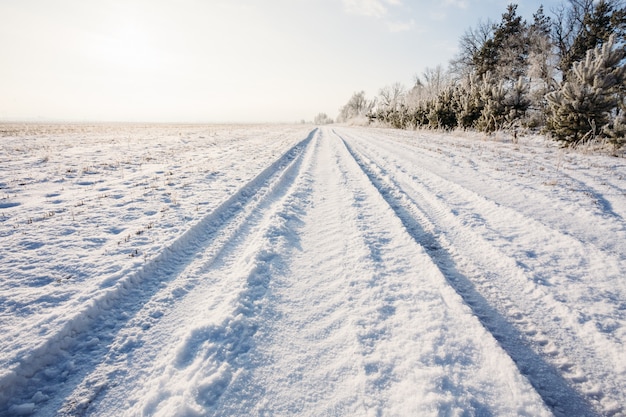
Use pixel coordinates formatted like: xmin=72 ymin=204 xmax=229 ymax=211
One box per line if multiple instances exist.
xmin=527 ymin=5 xmax=558 ymax=126
xmin=558 ymin=0 xmax=626 ymax=73
xmin=477 ymin=75 xmax=508 ymax=133
xmin=456 ymin=73 xmax=484 ymax=129
xmin=337 ymin=91 xmax=375 ymax=123
xmin=494 ymin=4 xmax=529 ymax=83
xmin=427 ymin=87 xmax=459 ymax=130
xmin=410 ymin=102 xmax=430 ymax=128
xmin=505 ymin=77 xmax=531 ymax=125
xmin=546 ymin=35 xmax=626 ymax=145
xmin=603 ymin=108 xmax=626 ymax=147
xmin=474 ymin=4 xmax=529 ymax=83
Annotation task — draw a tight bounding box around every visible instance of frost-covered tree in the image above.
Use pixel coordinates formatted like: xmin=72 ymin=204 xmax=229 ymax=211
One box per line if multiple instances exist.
xmin=505 ymin=77 xmax=532 ymax=126
xmin=603 ymin=108 xmax=626 ymax=147
xmin=417 ymin=86 xmax=458 ymax=130
xmin=476 ymin=74 xmax=508 ymax=132
xmin=403 ymin=66 xmax=450 ymax=111
xmin=546 ymin=35 xmax=626 ymax=145
xmin=528 ymin=7 xmax=557 ymax=87
xmin=422 ymin=65 xmax=450 ymax=98
xmin=553 ymin=0 xmax=626 ymax=74
xmin=378 ymin=82 xmax=406 ymax=110
xmin=527 ymin=6 xmax=559 ymax=126
xmin=404 ymin=78 xmax=426 ymax=109
xmin=337 ymin=91 xmax=375 ymax=123
xmin=456 ymin=73 xmax=485 ymax=129
xmin=353 ymin=0 xmax=626 ymax=146
xmin=450 ymin=20 xmax=494 ymax=79
xmin=552 ymin=0 xmax=594 ymax=73
xmin=472 ymin=4 xmax=529 ymax=83
xmin=313 ymin=113 xmax=333 ymax=125
xmin=493 ymin=4 xmax=530 ymax=83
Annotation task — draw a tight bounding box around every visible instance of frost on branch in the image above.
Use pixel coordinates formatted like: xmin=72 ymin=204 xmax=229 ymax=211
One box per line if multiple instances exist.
xmin=546 ymin=35 xmax=626 ymax=146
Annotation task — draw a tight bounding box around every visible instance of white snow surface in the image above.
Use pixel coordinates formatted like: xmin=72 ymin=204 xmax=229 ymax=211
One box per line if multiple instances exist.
xmin=0 ymin=124 xmax=625 ymax=416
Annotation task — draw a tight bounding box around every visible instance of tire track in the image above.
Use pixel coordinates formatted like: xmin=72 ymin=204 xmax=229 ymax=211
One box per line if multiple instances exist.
xmin=347 ymin=128 xmax=626 ymax=257
xmin=119 ymin=128 xmax=320 ymax=417
xmin=327 ymin=134 xmax=400 ymax=414
xmin=342 ymin=129 xmax=626 ymax=412
xmin=0 ymin=129 xmax=317 ymax=416
xmin=336 ymin=130 xmax=600 ymax=417
xmin=217 ymin=129 xmax=552 ymax=416
xmin=349 ymin=131 xmax=626 ymax=341
xmin=216 ymin=130 xmax=373 ymax=415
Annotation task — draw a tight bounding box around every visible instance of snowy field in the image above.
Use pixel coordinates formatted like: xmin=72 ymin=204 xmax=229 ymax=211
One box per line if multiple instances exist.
xmin=0 ymin=124 xmax=625 ymax=416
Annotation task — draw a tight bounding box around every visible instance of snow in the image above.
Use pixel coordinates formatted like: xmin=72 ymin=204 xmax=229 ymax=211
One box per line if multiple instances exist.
xmin=0 ymin=124 xmax=625 ymax=416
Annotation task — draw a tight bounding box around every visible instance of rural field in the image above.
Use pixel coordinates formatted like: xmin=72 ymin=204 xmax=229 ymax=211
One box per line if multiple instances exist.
xmin=1 ymin=124 xmax=625 ymax=416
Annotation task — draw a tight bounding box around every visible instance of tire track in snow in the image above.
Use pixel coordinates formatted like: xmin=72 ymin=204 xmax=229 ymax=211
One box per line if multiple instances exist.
xmin=158 ymin=128 xmax=374 ymax=416
xmin=378 ymin=136 xmax=626 ymax=333
xmin=350 ymin=130 xmax=626 ymax=343
xmin=350 ymin=128 xmax=626 ymax=258
xmin=336 ymin=130 xmax=599 ymax=417
xmin=247 ymin=130 xmax=408 ymax=415
xmin=0 ymin=129 xmax=317 ymax=417
xmin=197 ymin=130 xmax=372 ymax=416
xmin=115 ymin=128 xmax=319 ymax=417
xmin=341 ymin=129 xmax=626 ymax=416
xmin=206 ymin=129 xmax=552 ymax=416
xmin=312 ymin=133 xmax=400 ymax=414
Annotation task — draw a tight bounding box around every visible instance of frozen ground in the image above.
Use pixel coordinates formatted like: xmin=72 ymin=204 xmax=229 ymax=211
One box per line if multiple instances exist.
xmin=0 ymin=124 xmax=625 ymax=416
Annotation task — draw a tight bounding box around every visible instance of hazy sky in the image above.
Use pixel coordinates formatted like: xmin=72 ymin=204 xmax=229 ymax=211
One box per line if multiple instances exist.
xmin=0 ymin=0 xmax=561 ymax=123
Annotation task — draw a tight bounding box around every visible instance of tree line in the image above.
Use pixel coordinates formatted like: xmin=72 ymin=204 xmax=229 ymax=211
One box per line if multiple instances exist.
xmin=337 ymin=0 xmax=626 ymax=148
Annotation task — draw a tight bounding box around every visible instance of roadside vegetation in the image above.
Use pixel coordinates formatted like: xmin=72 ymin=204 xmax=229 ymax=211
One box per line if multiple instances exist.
xmin=337 ymin=0 xmax=626 ymax=149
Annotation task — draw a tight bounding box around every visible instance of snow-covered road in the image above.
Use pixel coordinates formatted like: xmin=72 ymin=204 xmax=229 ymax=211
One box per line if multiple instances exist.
xmin=1 ymin=125 xmax=625 ymax=416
